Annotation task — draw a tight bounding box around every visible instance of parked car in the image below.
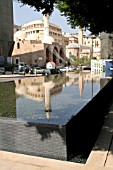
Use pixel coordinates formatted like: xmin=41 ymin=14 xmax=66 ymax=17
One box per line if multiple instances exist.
xmin=12 ymin=67 xmax=19 ymax=74
xmin=83 ymin=66 xmax=91 ymax=70
xmin=68 ymin=66 xmax=75 ymax=71
xmin=60 ymin=67 xmax=68 ymax=72
xmin=19 ymin=67 xmax=25 ymax=75
xmin=51 ymin=68 xmax=62 ymax=74
xmin=0 ymin=67 xmax=5 ymax=74
xmin=42 ymin=69 xmax=51 ymax=76
xmin=24 ymin=66 xmax=30 ymax=74
xmin=29 ymin=67 xmax=34 ymax=74
xmin=34 ymin=67 xmax=44 ymax=74
xmin=42 ymin=69 xmax=62 ymax=76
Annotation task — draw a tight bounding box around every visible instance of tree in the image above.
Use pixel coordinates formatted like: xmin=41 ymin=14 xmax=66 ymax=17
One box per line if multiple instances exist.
xmin=16 ymin=0 xmax=56 ymax=14
xmin=16 ymin=0 xmax=113 ymax=34
xmin=56 ymin=0 xmax=113 ymax=34
xmin=71 ymin=56 xmax=91 ymax=66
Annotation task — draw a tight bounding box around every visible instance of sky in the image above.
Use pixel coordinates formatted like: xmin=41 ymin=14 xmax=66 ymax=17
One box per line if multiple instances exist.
xmin=13 ymin=1 xmax=90 ymax=34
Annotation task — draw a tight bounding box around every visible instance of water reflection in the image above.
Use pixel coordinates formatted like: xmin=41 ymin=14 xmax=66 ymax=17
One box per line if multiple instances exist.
xmin=14 ymin=73 xmax=100 ymax=123
xmin=0 ymin=72 xmax=108 ymax=124
xmin=15 ymin=74 xmax=66 ymax=120
xmin=78 ymin=73 xmax=84 ymax=97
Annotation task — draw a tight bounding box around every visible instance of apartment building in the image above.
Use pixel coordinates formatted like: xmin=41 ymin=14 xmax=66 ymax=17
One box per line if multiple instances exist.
xmin=83 ymin=34 xmax=101 ymax=59
xmin=66 ymin=29 xmax=101 ymax=59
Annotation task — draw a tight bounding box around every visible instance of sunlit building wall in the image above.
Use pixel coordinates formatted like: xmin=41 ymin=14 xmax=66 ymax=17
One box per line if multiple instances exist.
xmin=83 ymin=35 xmax=101 ymax=59
xmin=65 ymin=29 xmax=101 ymax=59
xmin=15 ymin=20 xmax=63 ymax=45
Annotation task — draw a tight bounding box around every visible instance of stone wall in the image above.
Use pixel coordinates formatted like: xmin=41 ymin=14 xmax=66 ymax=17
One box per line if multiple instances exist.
xmin=12 ymin=40 xmax=45 ymax=66
xmin=12 ymin=40 xmax=66 ymax=67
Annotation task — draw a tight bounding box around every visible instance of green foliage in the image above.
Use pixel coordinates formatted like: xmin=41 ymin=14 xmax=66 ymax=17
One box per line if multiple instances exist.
xmin=56 ymin=0 xmax=113 ymax=34
xmin=65 ymin=57 xmax=71 ymax=66
xmin=71 ymin=56 xmax=91 ymax=66
xmin=4 ymin=63 xmax=15 ymax=71
xmin=16 ymin=0 xmax=56 ymax=14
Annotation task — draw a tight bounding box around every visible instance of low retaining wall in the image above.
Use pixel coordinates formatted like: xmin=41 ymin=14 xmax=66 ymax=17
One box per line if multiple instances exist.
xmin=0 ymin=119 xmax=67 ymax=160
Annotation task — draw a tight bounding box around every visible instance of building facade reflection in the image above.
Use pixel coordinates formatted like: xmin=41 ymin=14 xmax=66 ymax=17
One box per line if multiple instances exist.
xmin=15 ymin=74 xmax=66 ymax=120
xmin=14 ymin=72 xmax=101 ymax=120
xmin=0 ymin=71 xmax=107 ymax=123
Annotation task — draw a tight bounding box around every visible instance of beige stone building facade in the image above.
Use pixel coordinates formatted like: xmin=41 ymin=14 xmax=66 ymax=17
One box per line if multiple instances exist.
xmin=83 ymin=34 xmax=101 ymax=59
xmin=0 ymin=0 xmax=13 ymax=64
xmin=12 ymin=40 xmax=66 ymax=67
xmin=66 ymin=29 xmax=101 ymax=60
xmin=12 ymin=15 xmax=66 ymax=67
xmin=12 ymin=18 xmax=101 ymax=67
xmin=14 ymin=20 xmax=63 ymax=45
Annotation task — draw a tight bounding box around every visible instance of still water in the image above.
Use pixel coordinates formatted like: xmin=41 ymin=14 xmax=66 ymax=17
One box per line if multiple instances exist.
xmin=0 ymin=72 xmax=107 ymax=125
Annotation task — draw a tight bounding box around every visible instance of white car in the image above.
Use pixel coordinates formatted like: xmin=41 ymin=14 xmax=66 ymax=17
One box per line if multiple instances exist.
xmin=60 ymin=67 xmax=68 ymax=72
xmin=68 ymin=66 xmax=74 ymax=71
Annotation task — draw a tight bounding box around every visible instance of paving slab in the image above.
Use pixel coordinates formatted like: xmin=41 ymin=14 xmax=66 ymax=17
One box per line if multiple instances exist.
xmin=86 ymin=112 xmax=113 ymax=167
xmin=0 ymin=151 xmax=84 ymax=170
xmin=105 ymin=137 xmax=113 ymax=168
xmin=1 ymin=155 xmax=113 ymax=170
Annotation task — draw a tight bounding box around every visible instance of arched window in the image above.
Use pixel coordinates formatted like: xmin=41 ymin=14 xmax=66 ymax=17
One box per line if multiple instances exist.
xmin=17 ymin=42 xmax=20 ymax=49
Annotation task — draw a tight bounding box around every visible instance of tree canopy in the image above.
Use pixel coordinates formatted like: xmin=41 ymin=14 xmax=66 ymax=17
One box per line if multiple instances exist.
xmin=16 ymin=0 xmax=56 ymax=14
xmin=16 ymin=0 xmax=113 ymax=34
xmin=56 ymin=0 xmax=113 ymax=34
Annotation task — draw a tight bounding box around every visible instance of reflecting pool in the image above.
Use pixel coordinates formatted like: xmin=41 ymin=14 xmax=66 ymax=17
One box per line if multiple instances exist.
xmin=0 ymin=72 xmax=108 ymax=125
xmin=0 ymin=71 xmax=113 ymax=162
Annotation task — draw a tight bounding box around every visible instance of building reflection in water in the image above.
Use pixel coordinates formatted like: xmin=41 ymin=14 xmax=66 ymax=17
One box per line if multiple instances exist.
xmin=67 ymin=71 xmax=100 ymax=98
xmin=78 ymin=72 xmax=84 ymax=97
xmin=14 ymin=72 xmax=101 ymax=121
xmin=44 ymin=81 xmax=54 ymax=120
xmin=15 ymin=74 xmax=66 ymax=120
xmin=0 ymin=71 xmax=110 ymax=122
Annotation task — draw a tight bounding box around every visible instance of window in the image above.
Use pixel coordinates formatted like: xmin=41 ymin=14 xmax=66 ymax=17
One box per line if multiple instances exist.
xmin=17 ymin=42 xmax=20 ymax=49
xmin=16 ymin=58 xmax=19 ymax=64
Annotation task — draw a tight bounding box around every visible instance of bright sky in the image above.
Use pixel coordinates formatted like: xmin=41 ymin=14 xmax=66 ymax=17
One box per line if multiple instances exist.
xmin=13 ymin=1 xmax=90 ymax=34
